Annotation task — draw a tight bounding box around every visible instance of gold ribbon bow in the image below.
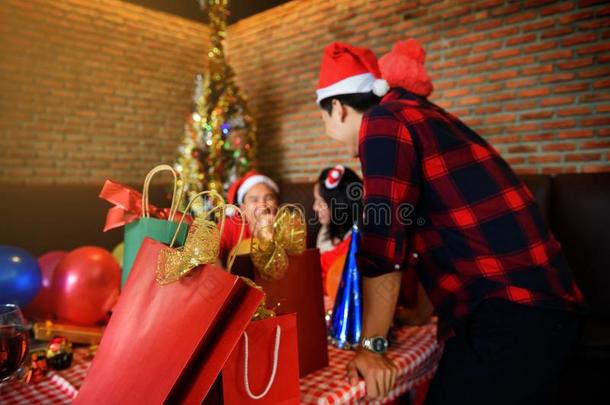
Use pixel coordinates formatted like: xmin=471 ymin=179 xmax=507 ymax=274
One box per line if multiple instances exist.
xmin=156 ymin=191 xmax=244 ymax=284
xmin=155 ymin=189 xmax=277 ymax=320
xmin=250 ymin=204 xmax=307 ymax=281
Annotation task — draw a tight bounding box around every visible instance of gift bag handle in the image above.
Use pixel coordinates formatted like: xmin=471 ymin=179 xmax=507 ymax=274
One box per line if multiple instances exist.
xmin=168 ymin=190 xmax=225 ymax=248
xmin=141 ymin=164 xmax=183 ymax=221
xmin=166 ymin=191 xmax=246 ymax=274
xmin=224 ymin=205 xmax=246 ymax=274
xmin=243 ymin=325 xmax=281 ymax=400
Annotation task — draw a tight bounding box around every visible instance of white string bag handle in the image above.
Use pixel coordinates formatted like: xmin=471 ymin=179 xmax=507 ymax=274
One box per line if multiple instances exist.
xmin=243 ymin=325 xmax=281 ymax=400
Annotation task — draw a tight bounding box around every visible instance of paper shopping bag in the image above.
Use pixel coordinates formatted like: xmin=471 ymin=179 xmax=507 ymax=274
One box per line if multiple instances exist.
xmin=74 ymin=237 xmax=264 ymax=405
xmin=232 ymin=248 xmax=329 ymax=377
xmin=122 ymin=165 xmax=187 ymax=286
xmin=221 ymin=313 xmax=300 ymax=405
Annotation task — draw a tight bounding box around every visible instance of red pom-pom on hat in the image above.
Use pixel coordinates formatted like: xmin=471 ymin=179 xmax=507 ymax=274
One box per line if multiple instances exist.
xmin=378 ymin=39 xmax=433 ymax=98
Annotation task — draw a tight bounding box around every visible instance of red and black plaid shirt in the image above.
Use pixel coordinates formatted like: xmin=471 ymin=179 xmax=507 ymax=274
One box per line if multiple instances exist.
xmin=356 ymin=88 xmax=583 ymax=339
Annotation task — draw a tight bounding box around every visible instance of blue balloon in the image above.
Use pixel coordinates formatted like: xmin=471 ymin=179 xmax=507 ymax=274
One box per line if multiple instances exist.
xmin=0 ymin=245 xmax=42 ymax=307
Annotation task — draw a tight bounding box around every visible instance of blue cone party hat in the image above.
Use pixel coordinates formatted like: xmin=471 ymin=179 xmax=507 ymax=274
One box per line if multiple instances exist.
xmin=329 ymin=223 xmax=362 ymax=349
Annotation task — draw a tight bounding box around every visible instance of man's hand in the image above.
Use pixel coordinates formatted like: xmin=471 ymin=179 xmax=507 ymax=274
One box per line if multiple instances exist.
xmin=346 ymin=349 xmax=398 ymax=399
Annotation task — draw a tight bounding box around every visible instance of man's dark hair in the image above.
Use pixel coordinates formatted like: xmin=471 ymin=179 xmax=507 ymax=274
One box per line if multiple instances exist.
xmin=318 ymin=166 xmax=363 ymax=241
xmin=319 ymin=92 xmax=382 ymax=115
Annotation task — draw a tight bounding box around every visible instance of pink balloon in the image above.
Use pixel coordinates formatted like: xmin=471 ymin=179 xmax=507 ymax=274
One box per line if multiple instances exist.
xmin=24 ymin=251 xmax=67 ymax=320
xmin=53 ymin=246 xmax=121 ymax=326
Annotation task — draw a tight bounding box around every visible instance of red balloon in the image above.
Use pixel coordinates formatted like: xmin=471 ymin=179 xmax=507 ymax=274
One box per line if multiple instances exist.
xmin=53 ymin=246 xmax=121 ymax=326
xmin=24 ymin=251 xmax=67 ymax=320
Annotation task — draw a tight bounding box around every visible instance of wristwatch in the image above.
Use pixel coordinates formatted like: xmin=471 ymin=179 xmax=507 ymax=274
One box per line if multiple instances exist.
xmin=359 ymin=336 xmax=389 ymax=354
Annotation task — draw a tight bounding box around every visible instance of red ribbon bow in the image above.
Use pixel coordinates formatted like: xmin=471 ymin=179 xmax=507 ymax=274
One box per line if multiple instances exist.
xmin=99 ymin=180 xmax=190 ymax=232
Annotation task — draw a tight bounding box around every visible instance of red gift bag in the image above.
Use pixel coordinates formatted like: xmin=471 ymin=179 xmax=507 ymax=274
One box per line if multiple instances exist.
xmin=74 ymin=237 xmax=264 ymax=405
xmin=222 ymin=313 xmax=300 ymax=405
xmin=232 ymin=248 xmax=329 ymax=377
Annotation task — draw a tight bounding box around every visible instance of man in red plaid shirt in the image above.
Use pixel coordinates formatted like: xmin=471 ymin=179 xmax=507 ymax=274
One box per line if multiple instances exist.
xmin=316 ymin=40 xmax=583 ymax=404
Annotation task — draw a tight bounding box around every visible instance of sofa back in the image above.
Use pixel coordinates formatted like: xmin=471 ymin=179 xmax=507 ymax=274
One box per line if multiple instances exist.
xmin=0 ymin=183 xmax=167 ymax=256
xmin=281 ymin=174 xmax=610 ymax=319
xmin=550 ymin=174 xmax=610 ymax=318
xmin=2 ymin=173 xmax=608 ymax=317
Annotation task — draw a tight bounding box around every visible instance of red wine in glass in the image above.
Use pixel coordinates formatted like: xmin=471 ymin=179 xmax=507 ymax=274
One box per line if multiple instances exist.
xmin=0 ymin=304 xmax=29 ymax=383
xmin=0 ymin=326 xmax=29 ymax=380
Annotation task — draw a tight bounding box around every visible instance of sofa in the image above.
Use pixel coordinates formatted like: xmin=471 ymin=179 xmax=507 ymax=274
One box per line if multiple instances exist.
xmin=3 ymin=173 xmax=609 ymax=400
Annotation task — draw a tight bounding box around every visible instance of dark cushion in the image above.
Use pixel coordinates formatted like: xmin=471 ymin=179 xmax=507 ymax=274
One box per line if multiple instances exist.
xmin=519 ymin=174 xmax=551 ymax=225
xmin=551 ymin=173 xmax=610 ymax=319
xmin=580 ymin=316 xmax=610 ymax=350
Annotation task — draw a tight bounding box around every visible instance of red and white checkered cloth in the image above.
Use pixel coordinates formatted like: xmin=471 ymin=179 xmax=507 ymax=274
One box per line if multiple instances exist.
xmin=300 ymin=321 xmax=441 ymax=404
xmin=1 ymin=348 xmax=91 ymax=404
xmin=1 ymin=323 xmax=440 ymax=404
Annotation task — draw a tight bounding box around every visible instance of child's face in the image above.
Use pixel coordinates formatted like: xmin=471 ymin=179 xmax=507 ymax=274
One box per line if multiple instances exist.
xmin=313 ymin=183 xmax=330 ymax=226
xmin=240 ymin=183 xmax=278 ymax=231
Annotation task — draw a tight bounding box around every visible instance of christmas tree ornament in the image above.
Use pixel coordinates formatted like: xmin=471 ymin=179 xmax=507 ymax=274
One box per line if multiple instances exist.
xmin=46 ymin=337 xmax=73 ymax=370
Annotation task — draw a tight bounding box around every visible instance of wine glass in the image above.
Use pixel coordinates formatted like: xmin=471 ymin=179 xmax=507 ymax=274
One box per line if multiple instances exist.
xmin=0 ymin=304 xmax=29 ymax=385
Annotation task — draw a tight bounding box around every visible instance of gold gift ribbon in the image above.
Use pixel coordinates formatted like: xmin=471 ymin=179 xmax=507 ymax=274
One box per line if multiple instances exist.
xmin=156 ymin=190 xmax=245 ymax=284
xmin=155 ymin=189 xmax=276 ymax=320
xmin=250 ymin=204 xmax=306 ymax=281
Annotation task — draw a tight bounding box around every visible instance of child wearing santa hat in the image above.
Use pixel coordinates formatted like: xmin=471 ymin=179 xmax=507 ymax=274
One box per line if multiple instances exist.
xmin=316 ymin=40 xmax=582 ymax=403
xmin=220 ymin=170 xmax=280 ymax=260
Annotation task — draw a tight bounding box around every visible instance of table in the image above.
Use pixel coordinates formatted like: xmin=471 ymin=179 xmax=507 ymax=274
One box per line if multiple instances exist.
xmin=1 ymin=349 xmax=90 ymax=404
xmin=1 ymin=322 xmax=441 ymax=404
xmin=301 ymin=322 xmax=441 ymax=404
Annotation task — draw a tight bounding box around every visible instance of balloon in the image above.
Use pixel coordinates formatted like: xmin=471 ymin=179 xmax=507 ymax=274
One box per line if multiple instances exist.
xmin=53 ymin=246 xmax=120 ymax=326
xmin=0 ymin=245 xmax=42 ymax=307
xmin=111 ymin=242 xmax=124 ymax=268
xmin=24 ymin=251 xmax=67 ymax=320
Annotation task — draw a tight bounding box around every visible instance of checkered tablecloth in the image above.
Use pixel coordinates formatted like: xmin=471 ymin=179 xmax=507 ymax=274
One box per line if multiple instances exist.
xmin=1 ymin=322 xmax=440 ymax=404
xmin=1 ymin=348 xmax=90 ymax=404
xmin=300 ymin=321 xmax=441 ymax=404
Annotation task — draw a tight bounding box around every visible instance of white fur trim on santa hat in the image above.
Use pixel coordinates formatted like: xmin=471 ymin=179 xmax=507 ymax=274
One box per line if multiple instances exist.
xmin=237 ymin=175 xmax=279 ymax=204
xmin=316 ymin=73 xmax=377 ymax=105
xmin=372 ymin=79 xmax=390 ymax=97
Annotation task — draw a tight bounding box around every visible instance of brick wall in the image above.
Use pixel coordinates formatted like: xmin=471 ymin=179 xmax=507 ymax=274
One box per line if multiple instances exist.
xmin=1 ymin=0 xmax=609 ymax=186
xmin=228 ymin=0 xmax=610 ymax=181
xmin=0 ymin=0 xmax=209 ymax=184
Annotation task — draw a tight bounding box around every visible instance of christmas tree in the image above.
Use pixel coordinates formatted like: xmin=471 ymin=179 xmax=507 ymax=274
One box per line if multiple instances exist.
xmin=174 ymin=0 xmax=257 ymax=213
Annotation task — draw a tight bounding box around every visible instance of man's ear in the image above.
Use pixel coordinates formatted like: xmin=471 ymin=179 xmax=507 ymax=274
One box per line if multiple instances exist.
xmin=331 ymin=99 xmax=347 ymax=122
xmin=339 ymin=103 xmax=349 ymax=123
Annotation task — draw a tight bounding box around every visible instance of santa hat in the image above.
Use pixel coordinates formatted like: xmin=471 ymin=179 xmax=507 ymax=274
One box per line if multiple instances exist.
xmin=227 ymin=170 xmax=279 ymax=205
xmin=378 ymin=39 xmax=433 ymax=98
xmin=316 ymin=42 xmax=389 ymax=105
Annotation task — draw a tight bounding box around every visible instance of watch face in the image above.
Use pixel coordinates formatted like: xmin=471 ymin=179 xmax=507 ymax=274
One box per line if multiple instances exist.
xmin=371 ymin=337 xmax=388 ymax=353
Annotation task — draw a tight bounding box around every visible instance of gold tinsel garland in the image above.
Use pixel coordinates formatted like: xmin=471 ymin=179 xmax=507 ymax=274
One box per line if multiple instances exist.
xmin=174 ymin=0 xmax=257 ymax=215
